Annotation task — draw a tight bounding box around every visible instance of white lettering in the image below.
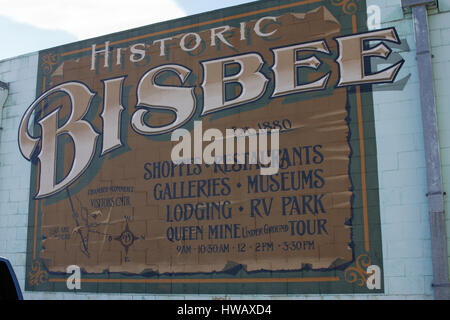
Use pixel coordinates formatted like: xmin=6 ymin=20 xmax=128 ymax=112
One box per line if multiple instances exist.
xmin=201 ymin=53 xmax=268 ymax=115
xmin=131 ymin=64 xmax=196 ymax=135
xmin=272 ymin=40 xmax=331 ymax=97
xmin=129 ymin=43 xmax=146 ymax=63
xmin=254 ymin=16 xmax=278 ymax=38
xmin=19 ymin=82 xmax=98 ymax=198
xmin=336 ymin=28 xmax=403 ymax=87
xmin=91 ymin=41 xmax=110 ymax=71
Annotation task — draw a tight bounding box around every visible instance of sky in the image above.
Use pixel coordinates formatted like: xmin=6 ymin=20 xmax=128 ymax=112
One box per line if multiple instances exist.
xmin=0 ymin=0 xmax=256 ymax=60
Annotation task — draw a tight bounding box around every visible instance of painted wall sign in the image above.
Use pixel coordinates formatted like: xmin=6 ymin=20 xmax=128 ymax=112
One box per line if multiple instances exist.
xmin=22 ymin=0 xmax=401 ymax=294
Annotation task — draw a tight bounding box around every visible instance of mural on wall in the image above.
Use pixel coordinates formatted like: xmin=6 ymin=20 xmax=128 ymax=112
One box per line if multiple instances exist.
xmin=20 ymin=0 xmax=403 ymax=294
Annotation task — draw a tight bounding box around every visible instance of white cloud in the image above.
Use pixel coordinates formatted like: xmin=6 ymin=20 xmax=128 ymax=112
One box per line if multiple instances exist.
xmin=0 ymin=0 xmax=187 ymax=40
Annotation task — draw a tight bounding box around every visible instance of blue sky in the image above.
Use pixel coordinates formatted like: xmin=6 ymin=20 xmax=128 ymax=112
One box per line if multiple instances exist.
xmin=0 ymin=0 xmax=255 ymax=60
xmin=174 ymin=0 xmax=256 ymax=14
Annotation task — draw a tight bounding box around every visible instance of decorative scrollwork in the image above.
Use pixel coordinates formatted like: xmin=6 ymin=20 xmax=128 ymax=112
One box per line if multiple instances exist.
xmin=344 ymin=254 xmax=374 ymax=287
xmin=41 ymin=53 xmax=58 ymax=75
xmin=331 ymin=0 xmax=360 ymax=15
xmin=28 ymin=260 xmax=48 ymax=286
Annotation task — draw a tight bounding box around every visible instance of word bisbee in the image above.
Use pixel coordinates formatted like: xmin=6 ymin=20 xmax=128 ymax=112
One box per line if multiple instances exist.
xmin=19 ymin=27 xmax=403 ymax=198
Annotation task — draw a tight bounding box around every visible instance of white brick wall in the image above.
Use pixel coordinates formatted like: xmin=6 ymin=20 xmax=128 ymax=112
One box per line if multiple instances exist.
xmin=0 ymin=53 xmax=37 ymax=296
xmin=430 ymin=5 xmax=450 ymax=284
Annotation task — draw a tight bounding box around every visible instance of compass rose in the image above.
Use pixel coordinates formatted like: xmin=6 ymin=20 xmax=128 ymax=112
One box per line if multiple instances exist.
xmin=114 ymin=222 xmax=139 ymax=256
